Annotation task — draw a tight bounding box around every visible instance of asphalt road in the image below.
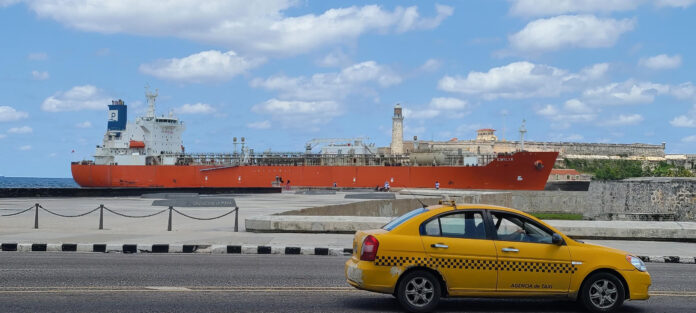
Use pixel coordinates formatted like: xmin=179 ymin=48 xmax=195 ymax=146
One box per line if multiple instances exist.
xmin=0 ymin=253 xmax=694 ymax=312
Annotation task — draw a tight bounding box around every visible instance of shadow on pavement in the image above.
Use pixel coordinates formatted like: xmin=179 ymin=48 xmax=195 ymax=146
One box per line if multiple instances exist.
xmin=342 ymin=296 xmax=650 ymax=312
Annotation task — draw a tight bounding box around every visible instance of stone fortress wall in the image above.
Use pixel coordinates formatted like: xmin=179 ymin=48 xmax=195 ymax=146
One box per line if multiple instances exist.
xmin=511 ymin=178 xmax=696 ymax=221
xmin=409 ymin=128 xmax=666 ymax=158
xmin=401 ymin=129 xmax=696 ymax=170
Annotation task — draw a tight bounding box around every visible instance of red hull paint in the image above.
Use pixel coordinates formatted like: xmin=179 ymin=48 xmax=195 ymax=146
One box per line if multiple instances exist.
xmin=71 ymin=152 xmax=558 ymax=190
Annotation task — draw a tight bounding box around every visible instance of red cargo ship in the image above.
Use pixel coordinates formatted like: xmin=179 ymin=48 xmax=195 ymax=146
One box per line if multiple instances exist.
xmin=71 ymin=90 xmax=557 ymax=190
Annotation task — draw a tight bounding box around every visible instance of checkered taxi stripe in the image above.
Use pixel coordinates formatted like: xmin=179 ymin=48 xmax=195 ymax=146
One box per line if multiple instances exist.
xmin=374 ymin=255 xmax=577 ymax=274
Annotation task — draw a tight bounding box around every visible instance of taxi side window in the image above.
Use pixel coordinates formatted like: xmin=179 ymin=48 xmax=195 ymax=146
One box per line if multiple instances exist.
xmin=422 ymin=212 xmax=486 ymax=239
xmin=491 ymin=212 xmax=553 ymax=244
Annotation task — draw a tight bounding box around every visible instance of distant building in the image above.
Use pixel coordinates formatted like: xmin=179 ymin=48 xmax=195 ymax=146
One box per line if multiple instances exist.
xmin=385 ymin=105 xmax=696 ymax=169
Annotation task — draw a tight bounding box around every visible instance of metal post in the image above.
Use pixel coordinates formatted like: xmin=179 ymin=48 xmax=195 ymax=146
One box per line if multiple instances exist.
xmin=98 ymin=204 xmax=104 ymax=230
xmin=167 ymin=206 xmax=173 ymax=231
xmin=34 ymin=203 xmax=39 ymax=229
xmin=234 ymin=207 xmax=239 ymax=232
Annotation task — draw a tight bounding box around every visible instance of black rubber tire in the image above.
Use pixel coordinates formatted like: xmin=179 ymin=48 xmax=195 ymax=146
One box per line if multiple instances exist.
xmin=580 ymin=272 xmax=626 ymax=313
xmin=396 ymin=270 xmax=441 ymax=313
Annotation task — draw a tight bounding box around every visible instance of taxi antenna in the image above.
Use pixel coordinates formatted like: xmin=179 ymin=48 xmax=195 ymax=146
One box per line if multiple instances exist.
xmin=400 ymin=186 xmax=427 ymax=209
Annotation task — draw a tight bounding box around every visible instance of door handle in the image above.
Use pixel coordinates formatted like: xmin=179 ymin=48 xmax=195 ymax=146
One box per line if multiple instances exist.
xmin=501 ymin=247 xmax=519 ymax=253
xmin=431 ymin=243 xmax=449 ymax=249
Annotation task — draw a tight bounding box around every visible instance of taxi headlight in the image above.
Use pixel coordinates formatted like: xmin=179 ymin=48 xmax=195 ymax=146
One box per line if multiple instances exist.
xmin=626 ymin=255 xmax=647 ymax=272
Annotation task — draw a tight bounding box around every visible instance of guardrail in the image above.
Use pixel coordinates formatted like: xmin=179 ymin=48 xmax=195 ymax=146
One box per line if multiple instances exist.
xmin=0 ymin=203 xmax=239 ymax=232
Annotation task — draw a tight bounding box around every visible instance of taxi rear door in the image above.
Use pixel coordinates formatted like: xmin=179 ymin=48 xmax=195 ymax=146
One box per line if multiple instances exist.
xmin=490 ymin=211 xmax=572 ymax=295
xmin=420 ymin=210 xmax=498 ymax=294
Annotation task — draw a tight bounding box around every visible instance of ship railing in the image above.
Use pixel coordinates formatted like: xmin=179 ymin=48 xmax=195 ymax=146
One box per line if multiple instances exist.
xmin=162 ymin=152 xmax=505 ymax=167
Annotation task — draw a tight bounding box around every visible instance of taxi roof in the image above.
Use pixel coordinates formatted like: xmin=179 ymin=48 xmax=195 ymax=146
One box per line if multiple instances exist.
xmin=423 ymin=203 xmax=534 ymax=218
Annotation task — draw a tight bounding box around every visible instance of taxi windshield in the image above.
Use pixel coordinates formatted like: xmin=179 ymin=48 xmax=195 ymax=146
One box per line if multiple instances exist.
xmin=382 ymin=207 xmax=427 ymax=231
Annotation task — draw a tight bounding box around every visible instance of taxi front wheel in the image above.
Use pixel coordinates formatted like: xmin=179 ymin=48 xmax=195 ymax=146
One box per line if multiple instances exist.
xmin=396 ymin=270 xmax=441 ymax=313
xmin=580 ymin=272 xmax=626 ymax=313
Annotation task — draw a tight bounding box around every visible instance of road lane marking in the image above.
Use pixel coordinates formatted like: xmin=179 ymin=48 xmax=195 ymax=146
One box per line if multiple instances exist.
xmin=0 ymin=286 xmax=357 ymax=294
xmin=0 ymin=287 xmax=693 ymax=297
xmin=145 ymin=286 xmax=191 ymax=291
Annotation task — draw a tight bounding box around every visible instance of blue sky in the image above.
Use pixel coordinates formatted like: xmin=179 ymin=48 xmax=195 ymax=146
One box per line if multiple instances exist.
xmin=1 ymin=0 xmax=696 ymax=177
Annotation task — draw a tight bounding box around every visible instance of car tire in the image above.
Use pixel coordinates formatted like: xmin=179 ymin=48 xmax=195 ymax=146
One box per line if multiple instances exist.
xmin=396 ymin=270 xmax=441 ymax=313
xmin=580 ymin=272 xmax=626 ymax=313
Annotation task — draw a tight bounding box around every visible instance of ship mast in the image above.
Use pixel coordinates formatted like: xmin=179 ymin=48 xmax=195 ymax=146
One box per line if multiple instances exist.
xmin=145 ymin=85 xmax=158 ymax=120
xmin=519 ymin=119 xmax=527 ymax=151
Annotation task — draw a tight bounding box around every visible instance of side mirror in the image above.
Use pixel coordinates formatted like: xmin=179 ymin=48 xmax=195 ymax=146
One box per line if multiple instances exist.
xmin=551 ymin=233 xmax=563 ymax=245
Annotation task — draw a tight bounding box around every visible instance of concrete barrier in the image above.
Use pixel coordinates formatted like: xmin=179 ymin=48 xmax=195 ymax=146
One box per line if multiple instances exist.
xmin=245 ymin=215 xmax=696 ymax=241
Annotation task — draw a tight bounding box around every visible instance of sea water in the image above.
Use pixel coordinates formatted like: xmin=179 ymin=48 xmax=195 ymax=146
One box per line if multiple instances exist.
xmin=0 ymin=177 xmax=79 ymax=188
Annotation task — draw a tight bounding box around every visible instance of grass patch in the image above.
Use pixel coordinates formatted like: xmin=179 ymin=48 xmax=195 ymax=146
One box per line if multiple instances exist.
xmin=531 ymin=213 xmax=584 ymax=220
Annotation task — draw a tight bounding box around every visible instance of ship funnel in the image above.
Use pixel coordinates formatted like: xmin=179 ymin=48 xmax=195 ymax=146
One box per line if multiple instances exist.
xmin=107 ymin=99 xmax=127 ymax=131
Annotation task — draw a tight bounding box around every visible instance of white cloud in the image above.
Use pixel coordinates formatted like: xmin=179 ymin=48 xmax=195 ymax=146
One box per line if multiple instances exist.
xmin=75 ymin=121 xmax=92 ymax=128
xmin=41 ymin=85 xmax=111 ymax=112
xmin=509 ymin=0 xmax=695 ymax=17
xmin=251 ymin=99 xmax=341 ymax=129
xmin=32 ymin=70 xmax=50 ymax=80
xmin=27 ymin=2 xmax=452 ymax=56
xmin=139 ymin=50 xmax=264 ymax=83
xmin=563 ymin=98 xmax=593 ymax=113
xmin=419 ymin=59 xmax=442 ymax=72
xmin=682 ymin=134 xmax=696 ymax=142
xmin=582 ymin=80 xmax=671 ymax=105
xmin=316 ymin=50 xmax=351 ymax=68
xmin=252 ymin=61 xmax=401 ymax=101
xmin=19 ymin=145 xmax=32 ymax=151
xmin=639 ymin=54 xmax=682 ymax=70
xmin=27 ymin=52 xmax=47 ymax=60
xmin=403 ymin=97 xmax=469 ymax=120
xmin=671 ymin=115 xmax=696 ymax=127
xmin=404 ymin=125 xmax=426 ymax=138
xmin=174 ymin=103 xmax=216 ymax=114
xmin=671 ymin=104 xmax=696 ymax=127
xmin=250 ymin=61 xmax=401 ymax=129
xmin=656 ymin=0 xmax=696 ymax=8
xmin=602 ymin=114 xmax=644 ymax=126
xmin=0 ymin=134 xmax=5 ymax=139
xmin=509 ymin=15 xmax=635 ymax=53
xmin=438 ymin=61 xmax=607 ymax=99
xmin=7 ymin=126 xmax=33 ymax=134
xmin=0 ymin=106 xmax=29 ymax=122
xmin=670 ymin=82 xmax=696 ymax=100
xmin=247 ymin=120 xmax=272 ymax=129
xmin=509 ymin=0 xmax=639 ymax=17
xmin=403 ymin=108 xmax=441 ymax=119
xmin=536 ymin=101 xmax=596 ymax=129
xmin=429 ymin=97 xmax=467 ymax=110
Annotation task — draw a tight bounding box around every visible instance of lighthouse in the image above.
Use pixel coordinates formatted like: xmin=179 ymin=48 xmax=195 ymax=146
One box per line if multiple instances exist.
xmin=391 ymin=104 xmax=404 ymax=155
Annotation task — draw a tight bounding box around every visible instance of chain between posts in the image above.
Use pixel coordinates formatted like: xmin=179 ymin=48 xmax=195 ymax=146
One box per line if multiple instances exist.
xmin=0 ymin=205 xmax=35 ymax=217
xmin=1 ymin=203 xmax=239 ymax=232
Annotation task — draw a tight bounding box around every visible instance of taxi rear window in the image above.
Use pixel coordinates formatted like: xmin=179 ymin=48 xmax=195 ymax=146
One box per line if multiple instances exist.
xmin=382 ymin=208 xmax=426 ymax=231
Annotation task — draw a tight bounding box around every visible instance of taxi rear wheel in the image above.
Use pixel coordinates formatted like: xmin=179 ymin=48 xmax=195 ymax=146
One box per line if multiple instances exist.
xmin=396 ymin=270 xmax=441 ymax=313
xmin=580 ymin=272 xmax=625 ymax=313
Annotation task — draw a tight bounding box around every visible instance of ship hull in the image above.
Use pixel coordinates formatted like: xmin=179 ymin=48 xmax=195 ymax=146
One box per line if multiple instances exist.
xmin=71 ymin=152 xmax=558 ymax=190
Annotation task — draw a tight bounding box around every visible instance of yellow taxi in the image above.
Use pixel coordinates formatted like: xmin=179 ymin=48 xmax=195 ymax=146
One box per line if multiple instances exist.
xmin=345 ymin=204 xmax=651 ymax=313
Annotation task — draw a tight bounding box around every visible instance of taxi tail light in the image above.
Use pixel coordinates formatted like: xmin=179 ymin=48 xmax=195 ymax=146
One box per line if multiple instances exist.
xmin=360 ymin=235 xmax=379 ymax=261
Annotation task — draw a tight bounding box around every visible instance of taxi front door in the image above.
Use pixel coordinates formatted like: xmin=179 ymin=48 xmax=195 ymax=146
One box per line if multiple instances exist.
xmin=420 ymin=211 xmax=498 ymax=295
xmin=491 ymin=211 xmax=572 ymax=295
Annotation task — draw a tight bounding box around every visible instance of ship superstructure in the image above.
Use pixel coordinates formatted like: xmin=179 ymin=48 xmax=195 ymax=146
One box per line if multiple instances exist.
xmin=94 ymin=88 xmax=185 ymax=166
